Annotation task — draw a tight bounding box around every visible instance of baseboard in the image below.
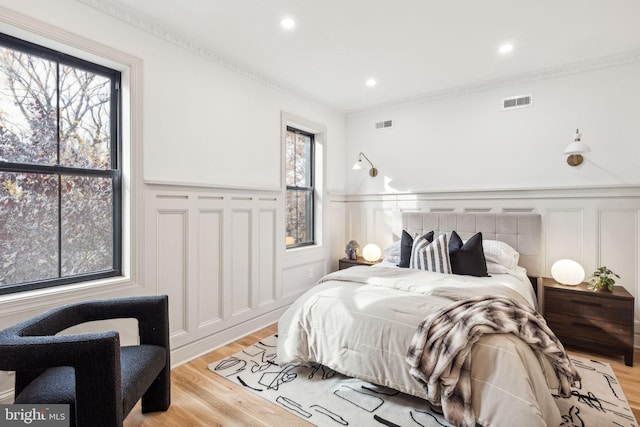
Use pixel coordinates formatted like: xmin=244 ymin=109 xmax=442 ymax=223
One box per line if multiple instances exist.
xmin=169 ymin=306 xmax=288 ymax=368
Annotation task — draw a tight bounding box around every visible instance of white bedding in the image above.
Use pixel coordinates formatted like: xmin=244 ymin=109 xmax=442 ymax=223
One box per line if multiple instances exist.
xmin=277 ymin=266 xmax=563 ymax=427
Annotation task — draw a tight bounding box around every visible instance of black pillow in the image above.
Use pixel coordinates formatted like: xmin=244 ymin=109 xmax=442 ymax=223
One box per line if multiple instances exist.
xmin=398 ymin=230 xmax=434 ymax=268
xmin=448 ymin=231 xmax=489 ymax=277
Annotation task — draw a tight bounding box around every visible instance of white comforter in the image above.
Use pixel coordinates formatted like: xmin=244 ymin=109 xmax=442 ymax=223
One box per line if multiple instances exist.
xmin=277 ymin=266 xmax=563 ymax=427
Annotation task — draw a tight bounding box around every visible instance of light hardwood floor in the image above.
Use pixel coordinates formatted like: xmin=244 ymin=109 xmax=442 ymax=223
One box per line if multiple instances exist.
xmin=124 ymin=324 xmax=640 ymax=426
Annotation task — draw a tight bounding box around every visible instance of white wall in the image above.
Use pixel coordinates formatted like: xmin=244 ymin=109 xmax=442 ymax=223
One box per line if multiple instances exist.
xmin=0 ymin=0 xmax=348 ymax=401
xmin=344 ymin=61 xmax=640 ymax=347
xmin=346 ymin=62 xmax=640 ymax=194
xmin=0 ymin=0 xmax=348 ymax=191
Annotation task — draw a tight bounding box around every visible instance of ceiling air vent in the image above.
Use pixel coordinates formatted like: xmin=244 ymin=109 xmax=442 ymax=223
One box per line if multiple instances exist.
xmin=502 ymin=94 xmax=533 ymax=110
xmin=375 ymin=120 xmax=393 ymax=129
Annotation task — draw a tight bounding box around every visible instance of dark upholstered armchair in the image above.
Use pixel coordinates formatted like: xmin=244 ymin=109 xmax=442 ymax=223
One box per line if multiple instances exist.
xmin=0 ymin=295 xmax=170 ymax=427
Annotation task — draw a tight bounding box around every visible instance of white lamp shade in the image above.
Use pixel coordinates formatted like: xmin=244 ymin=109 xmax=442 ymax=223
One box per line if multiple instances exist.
xmin=551 ymin=259 xmax=585 ymax=285
xmin=563 ymin=141 xmax=591 ymax=155
xmin=362 ymin=244 xmax=382 ymax=262
xmin=352 ymin=161 xmax=363 ymax=170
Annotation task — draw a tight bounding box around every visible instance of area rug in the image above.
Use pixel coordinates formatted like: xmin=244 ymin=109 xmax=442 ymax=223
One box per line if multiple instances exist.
xmin=208 ymin=335 xmax=637 ymax=427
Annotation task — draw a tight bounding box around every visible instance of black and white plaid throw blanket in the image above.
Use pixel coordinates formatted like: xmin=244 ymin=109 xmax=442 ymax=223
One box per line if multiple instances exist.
xmin=406 ymin=295 xmax=580 ymax=427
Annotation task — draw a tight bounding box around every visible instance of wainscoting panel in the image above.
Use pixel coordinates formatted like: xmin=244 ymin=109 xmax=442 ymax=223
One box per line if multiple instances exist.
xmin=258 ymin=209 xmax=277 ymax=307
xmin=373 ymin=207 xmax=398 ymax=250
xmin=328 ymin=196 xmax=347 ymax=271
xmin=156 ymin=209 xmax=188 ymax=338
xmin=231 ymin=209 xmax=252 ymax=316
xmin=545 ymin=209 xmax=585 ymax=268
xmin=346 ymin=205 xmax=365 ymax=251
xmin=598 ymin=210 xmax=638 ymax=317
xmin=281 ymin=259 xmax=326 ymax=298
xmin=146 ymin=186 xmax=328 ymax=365
xmin=197 ymin=208 xmax=223 ymax=328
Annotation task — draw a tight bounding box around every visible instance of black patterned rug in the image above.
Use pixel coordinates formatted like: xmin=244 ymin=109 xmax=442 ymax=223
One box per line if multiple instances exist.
xmin=208 ymin=335 xmax=637 ymax=427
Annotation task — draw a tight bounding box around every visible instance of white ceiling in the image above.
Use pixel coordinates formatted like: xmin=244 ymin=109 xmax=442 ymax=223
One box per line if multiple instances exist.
xmin=102 ymin=0 xmax=640 ymax=113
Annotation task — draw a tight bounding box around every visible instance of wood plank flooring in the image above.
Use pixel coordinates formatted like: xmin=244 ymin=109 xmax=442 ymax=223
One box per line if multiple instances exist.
xmin=124 ymin=324 xmax=640 ymax=426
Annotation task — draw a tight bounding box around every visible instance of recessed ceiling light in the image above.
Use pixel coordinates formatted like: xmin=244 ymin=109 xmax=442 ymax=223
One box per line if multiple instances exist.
xmin=280 ymin=18 xmax=295 ymax=29
xmin=366 ymin=79 xmax=377 ymax=87
xmin=499 ymin=43 xmax=514 ymax=54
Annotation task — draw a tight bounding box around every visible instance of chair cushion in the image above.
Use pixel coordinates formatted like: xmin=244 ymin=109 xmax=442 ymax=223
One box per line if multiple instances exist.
xmin=121 ymin=345 xmax=166 ymax=414
xmin=14 ymin=366 xmax=76 ymax=405
xmin=14 ymin=345 xmax=166 ymax=419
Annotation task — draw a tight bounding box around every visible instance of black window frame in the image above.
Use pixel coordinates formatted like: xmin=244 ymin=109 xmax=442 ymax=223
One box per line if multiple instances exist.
xmin=285 ymin=126 xmax=315 ymax=249
xmin=0 ymin=32 xmax=122 ymax=295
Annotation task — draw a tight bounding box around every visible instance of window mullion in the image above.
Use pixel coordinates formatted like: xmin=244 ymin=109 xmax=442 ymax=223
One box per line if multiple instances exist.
xmin=56 ymin=61 xmax=62 ymax=279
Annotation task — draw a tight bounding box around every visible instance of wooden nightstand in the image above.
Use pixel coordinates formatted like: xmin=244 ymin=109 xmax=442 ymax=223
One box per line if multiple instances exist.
xmin=543 ymin=278 xmax=634 ymax=366
xmin=338 ymin=257 xmax=381 ymax=270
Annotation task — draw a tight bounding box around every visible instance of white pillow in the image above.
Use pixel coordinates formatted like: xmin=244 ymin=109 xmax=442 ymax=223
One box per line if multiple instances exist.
xmin=486 ymin=261 xmax=511 ymax=275
xmin=483 ymin=240 xmax=519 ymax=269
xmin=383 ymin=240 xmax=401 ymax=264
xmin=487 ymin=261 xmax=529 ymax=283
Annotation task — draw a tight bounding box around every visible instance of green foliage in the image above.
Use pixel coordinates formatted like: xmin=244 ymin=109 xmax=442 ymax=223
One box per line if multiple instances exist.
xmin=587 ymin=266 xmax=620 ymax=292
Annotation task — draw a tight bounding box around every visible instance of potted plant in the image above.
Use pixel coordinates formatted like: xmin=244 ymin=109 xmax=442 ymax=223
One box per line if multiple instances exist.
xmin=587 ymin=266 xmax=620 ymax=292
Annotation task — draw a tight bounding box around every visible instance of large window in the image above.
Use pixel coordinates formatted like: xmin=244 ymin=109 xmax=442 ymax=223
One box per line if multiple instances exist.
xmin=285 ymin=126 xmax=314 ymax=248
xmin=0 ymin=33 xmax=121 ymax=294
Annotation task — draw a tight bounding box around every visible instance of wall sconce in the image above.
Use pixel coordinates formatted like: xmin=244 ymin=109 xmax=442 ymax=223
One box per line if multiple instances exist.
xmin=352 ymin=152 xmax=378 ymax=177
xmin=563 ymin=129 xmax=591 ymax=166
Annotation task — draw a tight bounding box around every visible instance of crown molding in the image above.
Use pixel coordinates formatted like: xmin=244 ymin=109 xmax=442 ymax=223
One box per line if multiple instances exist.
xmin=78 ymin=0 xmax=640 ymax=116
xmin=348 ymin=48 xmax=640 ymax=115
xmin=77 ymin=0 xmax=344 ymax=116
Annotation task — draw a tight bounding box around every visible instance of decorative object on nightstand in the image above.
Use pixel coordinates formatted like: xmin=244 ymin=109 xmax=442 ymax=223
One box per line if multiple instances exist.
xmin=345 ymin=240 xmax=360 ymax=260
xmin=543 ymin=277 xmax=634 ymax=366
xmin=550 ymin=259 xmax=585 ymax=286
xmin=587 ymin=266 xmax=620 ymax=292
xmin=338 ymin=257 xmax=381 ymax=270
xmin=362 ymin=243 xmax=382 ymax=262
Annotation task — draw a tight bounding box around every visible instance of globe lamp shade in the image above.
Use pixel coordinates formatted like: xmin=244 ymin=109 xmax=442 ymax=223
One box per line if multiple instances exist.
xmin=362 ymin=244 xmax=382 ymax=262
xmin=551 ymin=259 xmax=585 ymax=286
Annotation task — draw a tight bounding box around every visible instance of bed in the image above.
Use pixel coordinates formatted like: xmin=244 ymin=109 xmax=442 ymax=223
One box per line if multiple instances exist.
xmin=277 ymin=213 xmax=576 ymax=427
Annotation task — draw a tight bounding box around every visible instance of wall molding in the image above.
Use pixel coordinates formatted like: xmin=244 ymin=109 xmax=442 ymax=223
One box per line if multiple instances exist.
xmin=350 ymin=49 xmax=640 ymax=115
xmin=76 ymin=1 xmax=640 ymax=116
xmin=145 ymin=180 xmax=282 ymax=194
xmin=77 ymin=0 xmax=343 ymax=116
xmin=344 ymin=185 xmax=640 ymax=202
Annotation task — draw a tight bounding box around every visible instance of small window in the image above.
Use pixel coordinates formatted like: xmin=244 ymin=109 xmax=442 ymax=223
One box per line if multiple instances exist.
xmin=285 ymin=126 xmax=314 ymax=248
xmin=0 ymin=33 xmax=121 ymax=294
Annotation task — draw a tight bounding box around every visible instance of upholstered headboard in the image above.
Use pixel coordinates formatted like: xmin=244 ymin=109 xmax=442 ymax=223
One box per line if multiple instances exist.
xmin=402 ymin=212 xmax=542 ymax=277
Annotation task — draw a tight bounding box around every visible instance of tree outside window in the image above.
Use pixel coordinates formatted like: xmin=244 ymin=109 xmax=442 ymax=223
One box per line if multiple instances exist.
xmin=0 ymin=34 xmax=121 ymax=294
xmin=285 ymin=127 xmax=314 ymax=248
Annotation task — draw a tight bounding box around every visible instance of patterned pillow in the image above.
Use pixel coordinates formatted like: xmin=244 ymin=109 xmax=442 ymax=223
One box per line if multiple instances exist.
xmin=410 ymin=233 xmax=452 ymax=274
xmin=399 ymin=230 xmax=434 ymax=268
